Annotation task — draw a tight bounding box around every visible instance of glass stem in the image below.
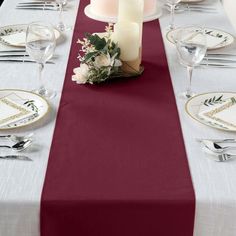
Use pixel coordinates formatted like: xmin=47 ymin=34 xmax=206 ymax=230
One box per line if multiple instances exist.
xmin=170 ymin=4 xmax=175 ymax=30
xmin=59 ymin=3 xmax=63 ymax=26
xmin=38 ymin=63 xmax=46 ymax=96
xmin=186 ymin=66 xmax=193 ymax=98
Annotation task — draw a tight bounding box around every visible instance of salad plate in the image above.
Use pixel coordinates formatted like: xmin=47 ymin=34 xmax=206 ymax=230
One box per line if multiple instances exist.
xmin=0 ymin=24 xmax=61 ymax=47
xmin=166 ymin=27 xmax=234 ymax=50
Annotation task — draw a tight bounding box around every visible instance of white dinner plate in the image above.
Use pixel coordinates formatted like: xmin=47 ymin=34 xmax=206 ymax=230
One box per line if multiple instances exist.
xmin=0 ymin=89 xmax=50 ymax=130
xmin=166 ymin=27 xmax=234 ymax=50
xmin=84 ymin=4 xmax=162 ymax=23
xmin=185 ymin=92 xmax=236 ymax=132
xmin=0 ymin=24 xmax=61 ymax=47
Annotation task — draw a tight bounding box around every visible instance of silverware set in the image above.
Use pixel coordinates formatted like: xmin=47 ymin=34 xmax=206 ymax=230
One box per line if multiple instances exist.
xmin=0 ymin=50 xmax=55 ymax=64
xmin=0 ymin=133 xmax=34 ymax=161
xmin=164 ymin=3 xmax=218 ymax=13
xmin=16 ymin=1 xmax=62 ymax=11
xmin=198 ymin=138 xmax=236 ymax=162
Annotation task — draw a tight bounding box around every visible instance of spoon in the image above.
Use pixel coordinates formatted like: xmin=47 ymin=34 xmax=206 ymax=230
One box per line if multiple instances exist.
xmin=0 ymin=133 xmax=34 ymax=142
xmin=0 ymin=139 xmax=32 ymax=152
xmin=203 ymin=146 xmax=235 ymax=162
xmin=201 ymin=140 xmax=236 ymax=153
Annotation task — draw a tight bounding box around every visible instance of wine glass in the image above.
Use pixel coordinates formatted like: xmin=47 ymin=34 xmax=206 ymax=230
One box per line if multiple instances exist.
xmin=26 ymin=21 xmax=56 ymax=99
xmin=56 ymin=0 xmax=70 ymax=32
xmin=176 ymin=26 xmax=207 ymax=99
xmin=165 ymin=0 xmax=181 ymax=30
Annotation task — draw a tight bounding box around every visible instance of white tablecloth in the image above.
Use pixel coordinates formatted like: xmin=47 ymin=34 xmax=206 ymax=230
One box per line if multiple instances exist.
xmin=0 ymin=0 xmax=236 ymax=235
xmin=0 ymin=0 xmax=80 ymax=235
xmin=160 ymin=0 xmax=236 ymax=235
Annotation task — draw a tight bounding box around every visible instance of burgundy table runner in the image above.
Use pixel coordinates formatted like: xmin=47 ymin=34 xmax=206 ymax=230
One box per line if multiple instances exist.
xmin=41 ymin=1 xmax=195 ymax=235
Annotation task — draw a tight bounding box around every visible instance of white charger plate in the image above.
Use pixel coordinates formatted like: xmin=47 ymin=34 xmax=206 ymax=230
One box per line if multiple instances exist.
xmin=186 ymin=92 xmax=236 ymax=131
xmin=84 ymin=4 xmax=162 ymax=23
xmin=166 ymin=27 xmax=235 ymax=50
xmin=0 ymin=89 xmax=50 ymax=130
xmin=0 ymin=24 xmax=61 ymax=47
xmin=181 ymin=0 xmax=205 ymax=2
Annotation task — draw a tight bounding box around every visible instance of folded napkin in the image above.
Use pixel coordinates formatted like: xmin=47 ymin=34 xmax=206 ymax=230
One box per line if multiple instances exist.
xmin=198 ymin=97 xmax=236 ymax=130
xmin=0 ymin=97 xmax=35 ymax=128
xmin=0 ymin=32 xmax=26 ymax=47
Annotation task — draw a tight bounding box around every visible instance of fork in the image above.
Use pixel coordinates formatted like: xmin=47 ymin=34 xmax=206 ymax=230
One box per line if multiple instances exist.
xmin=213 ymin=153 xmax=234 ymax=162
xmin=206 ymin=151 xmax=235 ymax=162
xmin=203 ymin=146 xmax=235 ymax=162
xmin=16 ymin=3 xmax=59 ymax=10
xmin=164 ymin=3 xmax=217 ymax=13
xmin=16 ymin=1 xmax=65 ymax=10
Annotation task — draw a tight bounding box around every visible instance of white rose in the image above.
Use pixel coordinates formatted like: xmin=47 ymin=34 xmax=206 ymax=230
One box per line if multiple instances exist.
xmin=72 ymin=64 xmax=89 ymax=84
xmin=113 ymin=59 xmax=122 ymax=67
xmin=94 ymin=54 xmax=111 ymax=68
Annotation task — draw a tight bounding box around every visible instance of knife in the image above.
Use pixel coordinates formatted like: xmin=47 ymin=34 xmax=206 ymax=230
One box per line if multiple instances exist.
xmin=0 ymin=54 xmax=29 ymax=57
xmin=0 ymin=155 xmax=32 ymax=161
xmin=197 ymin=138 xmax=236 ymax=143
xmin=16 ymin=6 xmax=58 ymax=10
xmin=204 ymin=57 xmax=236 ymax=63
xmin=0 ymin=59 xmax=54 ymax=64
xmin=18 ymin=1 xmax=57 ymax=4
xmin=200 ymin=63 xmax=236 ymax=68
xmin=17 ymin=4 xmax=57 ymax=7
xmin=207 ymin=53 xmax=236 ymax=57
xmin=0 ymin=50 xmax=26 ymax=53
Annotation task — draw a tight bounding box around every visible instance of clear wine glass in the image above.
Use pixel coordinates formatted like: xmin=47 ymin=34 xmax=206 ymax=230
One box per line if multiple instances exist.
xmin=176 ymin=26 xmax=207 ymax=99
xmin=56 ymin=0 xmax=70 ymax=32
xmin=165 ymin=0 xmax=181 ymax=30
xmin=26 ymin=21 xmax=56 ymax=99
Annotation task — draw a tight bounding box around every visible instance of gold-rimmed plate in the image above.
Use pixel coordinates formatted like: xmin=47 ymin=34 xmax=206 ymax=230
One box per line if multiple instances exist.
xmin=0 ymin=89 xmax=50 ymax=130
xmin=0 ymin=24 xmax=61 ymax=47
xmin=166 ymin=27 xmax=234 ymax=50
xmin=185 ymin=92 xmax=236 ymax=132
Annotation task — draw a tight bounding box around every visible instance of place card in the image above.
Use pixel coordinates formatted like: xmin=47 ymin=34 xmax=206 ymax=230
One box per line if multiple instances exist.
xmin=198 ymin=97 xmax=236 ymax=130
xmin=0 ymin=97 xmax=35 ymax=128
xmin=0 ymin=32 xmax=26 ymax=47
xmin=189 ymin=33 xmax=225 ymax=48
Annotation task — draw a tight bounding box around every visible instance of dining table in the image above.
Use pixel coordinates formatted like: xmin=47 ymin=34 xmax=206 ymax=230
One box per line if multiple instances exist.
xmin=0 ymin=0 xmax=236 ymax=236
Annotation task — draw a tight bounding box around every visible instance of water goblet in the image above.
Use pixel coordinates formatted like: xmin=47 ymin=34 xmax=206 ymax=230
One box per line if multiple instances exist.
xmin=176 ymin=26 xmax=207 ymax=99
xmin=26 ymin=21 xmax=56 ymax=99
xmin=56 ymin=0 xmax=70 ymax=32
xmin=165 ymin=0 xmax=181 ymax=30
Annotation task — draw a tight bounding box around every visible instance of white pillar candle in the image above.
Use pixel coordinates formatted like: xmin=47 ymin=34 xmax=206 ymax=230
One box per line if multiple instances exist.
xmin=113 ymin=22 xmax=140 ymax=61
xmin=90 ymin=0 xmax=156 ymax=17
xmin=223 ymin=0 xmax=236 ymax=31
xmin=117 ymin=0 xmax=144 ymax=45
xmin=90 ymin=0 xmax=119 ymax=17
xmin=144 ymin=0 xmax=157 ymax=15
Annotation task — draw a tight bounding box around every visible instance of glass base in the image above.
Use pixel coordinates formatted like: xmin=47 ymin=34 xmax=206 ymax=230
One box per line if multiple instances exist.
xmin=178 ymin=91 xmax=196 ymax=100
xmin=33 ymin=88 xmax=56 ymax=99
xmin=167 ymin=24 xmax=175 ymax=31
xmin=56 ymin=22 xmax=72 ymax=32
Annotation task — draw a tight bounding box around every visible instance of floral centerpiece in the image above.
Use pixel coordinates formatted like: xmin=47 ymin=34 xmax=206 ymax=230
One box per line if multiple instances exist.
xmin=72 ymin=24 xmax=143 ymax=84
